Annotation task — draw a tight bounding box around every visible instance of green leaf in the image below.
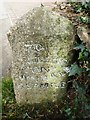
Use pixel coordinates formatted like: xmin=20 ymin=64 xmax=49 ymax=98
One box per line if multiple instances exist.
xmin=88 ymin=72 xmax=90 ymax=77
xmin=69 ymin=64 xmax=82 ymax=76
xmin=85 ymin=105 xmax=90 ymax=110
xmin=74 ymin=44 xmax=85 ymax=52
xmin=87 ymin=62 xmax=90 ymax=69
xmin=76 ymin=7 xmax=82 ymax=13
xmin=65 ymin=108 xmax=71 ymax=116
xmin=83 ymin=51 xmax=88 ymax=58
xmin=78 ymin=16 xmax=90 ymax=24
xmin=78 ymin=52 xmax=83 ymax=60
xmin=87 ymin=68 xmax=90 ymax=71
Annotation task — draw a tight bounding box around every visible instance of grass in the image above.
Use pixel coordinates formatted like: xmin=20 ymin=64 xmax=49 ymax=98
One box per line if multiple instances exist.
xmin=2 ymin=77 xmax=16 ymax=119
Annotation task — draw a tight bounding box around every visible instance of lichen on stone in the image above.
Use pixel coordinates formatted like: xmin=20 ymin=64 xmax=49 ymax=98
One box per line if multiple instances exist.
xmin=7 ymin=7 xmax=75 ymax=104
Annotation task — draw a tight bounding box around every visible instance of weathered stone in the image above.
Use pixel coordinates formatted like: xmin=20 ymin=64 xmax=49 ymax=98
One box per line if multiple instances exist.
xmin=77 ymin=27 xmax=90 ymax=49
xmin=8 ymin=7 xmax=75 ymax=104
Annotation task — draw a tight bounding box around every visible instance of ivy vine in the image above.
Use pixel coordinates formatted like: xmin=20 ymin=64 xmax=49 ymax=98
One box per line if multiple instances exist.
xmin=64 ymin=37 xmax=90 ymax=119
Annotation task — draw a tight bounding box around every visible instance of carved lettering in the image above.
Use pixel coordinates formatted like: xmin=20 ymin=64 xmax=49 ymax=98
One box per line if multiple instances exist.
xmin=25 ymin=44 xmax=45 ymax=52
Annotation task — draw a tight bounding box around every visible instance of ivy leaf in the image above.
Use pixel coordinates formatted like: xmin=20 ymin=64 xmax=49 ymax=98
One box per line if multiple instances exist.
xmin=69 ymin=64 xmax=82 ymax=76
xmin=74 ymin=44 xmax=85 ymax=52
xmin=88 ymin=73 xmax=90 ymax=77
xmin=65 ymin=108 xmax=71 ymax=116
xmin=87 ymin=62 xmax=90 ymax=68
xmin=83 ymin=51 xmax=88 ymax=58
xmin=78 ymin=52 xmax=83 ymax=60
xmin=78 ymin=51 xmax=88 ymax=60
xmin=76 ymin=7 xmax=82 ymax=13
xmin=85 ymin=105 xmax=90 ymax=110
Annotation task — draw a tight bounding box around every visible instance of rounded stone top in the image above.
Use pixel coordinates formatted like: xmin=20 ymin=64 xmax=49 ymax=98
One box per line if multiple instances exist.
xmin=7 ymin=7 xmax=74 ymax=43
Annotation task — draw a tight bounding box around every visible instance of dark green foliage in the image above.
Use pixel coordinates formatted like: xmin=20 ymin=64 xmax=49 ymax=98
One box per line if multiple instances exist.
xmin=70 ymin=1 xmax=90 ymax=24
xmin=70 ymin=1 xmax=90 ymax=13
xmin=69 ymin=63 xmax=82 ymax=76
xmin=69 ymin=42 xmax=90 ymax=77
xmin=64 ymin=40 xmax=90 ymax=120
xmin=64 ymin=80 xmax=90 ymax=120
xmin=77 ymin=16 xmax=90 ymax=24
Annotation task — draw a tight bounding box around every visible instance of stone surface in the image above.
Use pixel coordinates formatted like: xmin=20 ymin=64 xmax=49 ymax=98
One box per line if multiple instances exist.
xmin=77 ymin=27 xmax=90 ymax=49
xmin=8 ymin=7 xmax=75 ymax=104
xmin=2 ymin=1 xmax=66 ymax=77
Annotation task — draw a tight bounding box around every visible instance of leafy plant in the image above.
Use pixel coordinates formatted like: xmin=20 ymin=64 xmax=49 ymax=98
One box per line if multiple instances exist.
xmin=64 ymin=81 xmax=90 ymax=120
xmin=64 ymin=41 xmax=90 ymax=119
xmin=70 ymin=0 xmax=90 ymax=13
xmin=78 ymin=16 xmax=90 ymax=24
xmin=69 ymin=63 xmax=82 ymax=76
xmin=69 ymin=0 xmax=90 ymax=25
